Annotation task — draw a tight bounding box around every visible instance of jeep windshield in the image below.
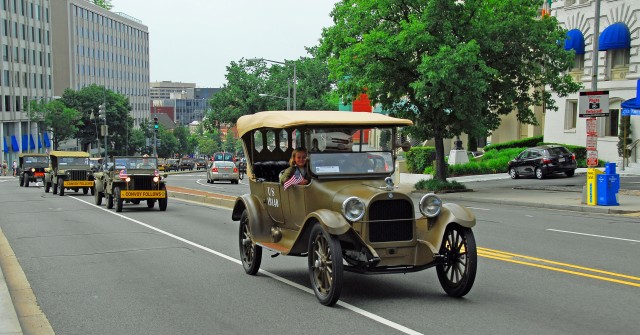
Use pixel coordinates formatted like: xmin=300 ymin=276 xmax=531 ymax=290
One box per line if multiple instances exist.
xmin=58 ymin=157 xmax=90 ymax=168
xmin=22 ymin=156 xmax=49 ymax=166
xmin=114 ymin=157 xmax=158 ymax=170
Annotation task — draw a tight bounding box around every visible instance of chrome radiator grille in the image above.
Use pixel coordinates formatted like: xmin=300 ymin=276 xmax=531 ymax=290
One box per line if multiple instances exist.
xmin=368 ymin=199 xmax=414 ymax=242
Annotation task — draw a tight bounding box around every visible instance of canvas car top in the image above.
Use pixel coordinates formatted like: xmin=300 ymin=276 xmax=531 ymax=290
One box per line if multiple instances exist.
xmin=236 ymin=110 xmax=413 ymax=137
xmin=48 ymin=150 xmax=90 ymax=158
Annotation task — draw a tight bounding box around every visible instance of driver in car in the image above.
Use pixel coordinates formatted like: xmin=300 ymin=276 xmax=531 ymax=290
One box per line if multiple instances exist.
xmin=137 ymin=154 xmax=154 ymax=169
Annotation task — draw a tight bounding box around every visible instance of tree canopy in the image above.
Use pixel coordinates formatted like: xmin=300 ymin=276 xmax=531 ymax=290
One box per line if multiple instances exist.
xmin=318 ymin=0 xmax=581 ymax=180
xmin=29 ymin=100 xmax=82 ymax=150
xmin=206 ymin=54 xmax=336 ymax=128
xmin=59 ymin=84 xmax=135 ymax=156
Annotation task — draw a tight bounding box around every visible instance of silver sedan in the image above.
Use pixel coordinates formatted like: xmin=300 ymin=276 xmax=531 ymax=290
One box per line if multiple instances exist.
xmin=206 ymin=161 xmax=239 ymax=184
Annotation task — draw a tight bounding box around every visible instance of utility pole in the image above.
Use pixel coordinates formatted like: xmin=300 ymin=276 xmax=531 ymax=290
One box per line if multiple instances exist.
xmin=153 ymin=116 xmax=159 ymax=157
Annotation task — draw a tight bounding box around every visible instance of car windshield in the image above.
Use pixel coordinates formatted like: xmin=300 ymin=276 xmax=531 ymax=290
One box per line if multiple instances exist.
xmin=303 ymin=127 xmax=394 ymax=176
xmin=215 ymin=161 xmax=236 ymax=168
xmin=546 ymin=147 xmax=570 ymax=156
xmin=23 ymin=156 xmax=48 ymax=164
xmin=114 ymin=157 xmax=158 ymax=169
xmin=58 ymin=157 xmax=89 ymax=166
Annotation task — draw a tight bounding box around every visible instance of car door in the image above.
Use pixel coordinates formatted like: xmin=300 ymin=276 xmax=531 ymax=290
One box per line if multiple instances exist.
xmin=514 ymin=150 xmax=530 ymax=175
xmin=521 ymin=150 xmax=541 ymax=175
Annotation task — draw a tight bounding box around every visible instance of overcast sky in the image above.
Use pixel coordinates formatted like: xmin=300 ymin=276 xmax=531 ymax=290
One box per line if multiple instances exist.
xmin=109 ymin=0 xmax=339 ymax=88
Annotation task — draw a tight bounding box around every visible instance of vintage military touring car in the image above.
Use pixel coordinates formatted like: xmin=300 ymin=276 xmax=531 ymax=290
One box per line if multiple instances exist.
xmin=232 ymin=111 xmax=477 ymax=306
xmin=44 ymin=151 xmax=94 ymax=196
xmin=93 ymin=156 xmax=168 ymax=212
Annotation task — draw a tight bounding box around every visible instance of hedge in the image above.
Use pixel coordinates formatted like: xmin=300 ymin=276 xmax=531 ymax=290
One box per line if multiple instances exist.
xmin=405 ymin=146 xmax=436 ymax=173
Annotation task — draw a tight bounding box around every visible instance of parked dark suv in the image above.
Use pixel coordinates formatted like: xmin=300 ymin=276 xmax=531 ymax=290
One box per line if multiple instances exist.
xmin=508 ymin=145 xmax=577 ymax=179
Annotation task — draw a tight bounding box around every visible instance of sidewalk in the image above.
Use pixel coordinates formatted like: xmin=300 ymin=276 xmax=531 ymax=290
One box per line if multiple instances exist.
xmin=398 ymin=167 xmax=640 ymax=215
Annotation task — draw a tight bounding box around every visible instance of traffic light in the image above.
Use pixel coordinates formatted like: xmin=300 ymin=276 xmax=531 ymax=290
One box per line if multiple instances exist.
xmin=98 ymin=104 xmax=106 ymax=120
xmin=153 ymin=117 xmax=159 ymax=132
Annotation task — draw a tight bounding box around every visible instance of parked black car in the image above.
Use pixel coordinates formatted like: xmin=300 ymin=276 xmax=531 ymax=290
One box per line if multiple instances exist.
xmin=508 ymin=145 xmax=577 ymax=179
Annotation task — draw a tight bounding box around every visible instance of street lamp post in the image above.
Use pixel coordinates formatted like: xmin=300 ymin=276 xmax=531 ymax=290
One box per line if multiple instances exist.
xmin=248 ymin=58 xmax=297 ymax=110
xmin=258 ymin=93 xmax=290 ymax=111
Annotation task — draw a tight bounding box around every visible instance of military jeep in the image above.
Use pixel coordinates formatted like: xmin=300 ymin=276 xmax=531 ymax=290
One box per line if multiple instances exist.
xmin=93 ymin=156 xmax=168 ymax=212
xmin=44 ymin=151 xmax=94 ymax=196
xmin=18 ymin=153 xmax=49 ymax=187
xmin=232 ymin=111 xmax=477 ymax=306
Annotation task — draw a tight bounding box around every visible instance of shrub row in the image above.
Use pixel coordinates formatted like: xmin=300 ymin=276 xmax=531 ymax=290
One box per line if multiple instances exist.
xmin=482 ymin=135 xmax=543 ymax=152
xmin=404 ymin=146 xmax=436 ymax=174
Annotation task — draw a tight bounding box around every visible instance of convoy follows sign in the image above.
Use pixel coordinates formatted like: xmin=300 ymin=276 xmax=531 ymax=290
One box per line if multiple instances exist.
xmin=579 ymin=91 xmax=609 ymax=117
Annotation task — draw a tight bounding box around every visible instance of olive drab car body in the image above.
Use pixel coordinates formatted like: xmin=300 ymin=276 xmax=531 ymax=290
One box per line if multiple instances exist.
xmin=93 ymin=156 xmax=168 ymax=212
xmin=43 ymin=151 xmax=94 ymax=196
xmin=18 ymin=153 xmax=49 ymax=187
xmin=231 ymin=111 xmax=478 ymax=306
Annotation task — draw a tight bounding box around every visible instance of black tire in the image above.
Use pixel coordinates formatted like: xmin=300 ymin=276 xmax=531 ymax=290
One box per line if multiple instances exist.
xmin=19 ymin=174 xmax=24 ymax=187
xmin=158 ymin=184 xmax=168 ymax=211
xmin=436 ymin=224 xmax=477 ymax=297
xmin=308 ymin=223 xmax=343 ymax=306
xmin=52 ymin=180 xmax=58 ymax=194
xmin=107 ymin=192 xmax=114 ymax=209
xmin=239 ymin=210 xmax=262 ymax=275
xmin=114 ymin=186 xmax=123 ymax=212
xmin=45 ymin=181 xmax=50 ymax=193
xmin=58 ymin=177 xmax=65 ymax=196
xmin=535 ymin=168 xmax=545 ymax=180
xmin=94 ymin=189 xmax=103 ymax=206
xmin=147 ymin=199 xmax=155 ymax=208
xmin=132 ymin=199 xmax=140 ymax=205
xmin=509 ymin=168 xmax=519 ymax=179
xmin=23 ymin=173 xmax=29 ymax=187
xmin=565 ymin=169 xmax=575 ymax=177
xmin=82 ymin=187 xmax=89 ymax=195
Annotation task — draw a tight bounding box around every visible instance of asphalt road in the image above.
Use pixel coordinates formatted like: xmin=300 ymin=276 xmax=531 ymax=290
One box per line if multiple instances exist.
xmin=1 ymin=176 xmax=639 ymax=334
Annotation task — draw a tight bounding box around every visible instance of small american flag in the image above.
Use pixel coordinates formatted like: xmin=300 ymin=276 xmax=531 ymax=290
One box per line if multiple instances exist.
xmin=119 ymin=168 xmax=128 ymax=179
xmin=283 ymin=172 xmax=303 ymax=190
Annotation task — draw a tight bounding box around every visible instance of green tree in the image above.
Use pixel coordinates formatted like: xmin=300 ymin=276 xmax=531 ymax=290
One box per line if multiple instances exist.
xmin=157 ymin=128 xmax=180 ymax=158
xmin=29 ymin=100 xmax=82 ymax=150
xmin=91 ymin=0 xmax=113 ymax=10
xmin=128 ymin=128 xmax=146 ymax=155
xmin=223 ymin=130 xmax=237 ymax=153
xmin=318 ymin=0 xmax=581 ymax=180
xmin=172 ymin=125 xmax=194 ymax=156
xmin=60 ymin=84 xmax=134 ymax=156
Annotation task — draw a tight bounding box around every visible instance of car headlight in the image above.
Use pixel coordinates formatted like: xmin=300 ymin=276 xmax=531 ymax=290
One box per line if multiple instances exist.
xmin=31 ymin=168 xmax=35 ymax=172
xmin=419 ymin=193 xmax=442 ymax=218
xmin=342 ymin=197 xmax=365 ymax=222
xmin=153 ymin=176 xmax=159 ymax=182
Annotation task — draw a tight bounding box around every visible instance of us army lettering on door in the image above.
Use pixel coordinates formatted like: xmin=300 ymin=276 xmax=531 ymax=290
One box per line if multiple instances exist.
xmin=266 ymin=186 xmax=279 ymax=207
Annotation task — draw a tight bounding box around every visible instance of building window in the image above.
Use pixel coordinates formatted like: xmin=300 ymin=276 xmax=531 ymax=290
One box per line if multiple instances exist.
xmin=604 ymin=109 xmax=619 ymax=137
xmin=611 ymin=48 xmax=629 ymax=68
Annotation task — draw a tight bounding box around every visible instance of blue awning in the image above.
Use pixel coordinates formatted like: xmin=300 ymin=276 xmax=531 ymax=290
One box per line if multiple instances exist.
xmin=29 ymin=135 xmax=35 ymax=150
xmin=621 ymin=79 xmax=640 ymax=114
xmin=37 ymin=134 xmax=42 ymax=149
xmin=22 ymin=135 xmax=28 ymax=152
xmin=3 ymin=138 xmax=8 ymax=152
xmin=599 ymin=22 xmax=630 ymax=51
xmin=43 ymin=132 xmax=51 ymax=148
xmin=564 ymin=29 xmax=585 ymax=55
xmin=11 ymin=136 xmax=19 ymax=152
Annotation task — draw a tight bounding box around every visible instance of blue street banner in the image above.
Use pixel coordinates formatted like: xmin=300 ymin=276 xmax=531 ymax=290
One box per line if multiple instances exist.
xmin=622 ymin=108 xmax=640 ymax=116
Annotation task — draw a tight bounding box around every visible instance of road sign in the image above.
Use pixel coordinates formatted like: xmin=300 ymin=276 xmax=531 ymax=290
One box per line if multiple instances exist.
xmin=587 ymin=150 xmax=598 ymax=167
xmin=579 ymin=91 xmax=609 ymax=117
xmin=586 ymin=135 xmax=597 ymax=150
xmin=585 ymin=118 xmax=597 ymax=135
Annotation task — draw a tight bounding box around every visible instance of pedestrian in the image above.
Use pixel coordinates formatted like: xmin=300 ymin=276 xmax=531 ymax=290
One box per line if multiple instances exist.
xmin=280 ymin=148 xmax=310 ymax=189
xmin=12 ymin=160 xmax=17 ymax=177
xmin=0 ymin=161 xmax=5 ymax=176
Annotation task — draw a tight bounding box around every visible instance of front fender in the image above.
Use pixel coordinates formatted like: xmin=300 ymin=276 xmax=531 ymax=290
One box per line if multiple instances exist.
xmin=417 ymin=203 xmax=476 ymax=254
xmin=306 ymin=209 xmax=351 ymax=236
xmin=232 ymin=194 xmax=272 ymax=242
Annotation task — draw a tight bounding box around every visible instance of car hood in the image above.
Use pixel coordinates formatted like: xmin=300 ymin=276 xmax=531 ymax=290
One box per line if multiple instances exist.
xmin=315 ymin=179 xmax=411 ymax=207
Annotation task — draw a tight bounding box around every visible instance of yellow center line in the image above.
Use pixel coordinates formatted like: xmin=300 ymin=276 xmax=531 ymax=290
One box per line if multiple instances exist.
xmin=477 ymin=247 xmax=640 ymax=287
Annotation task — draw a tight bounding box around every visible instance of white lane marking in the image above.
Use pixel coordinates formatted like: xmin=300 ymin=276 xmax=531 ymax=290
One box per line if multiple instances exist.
xmin=547 ymin=229 xmax=640 ymax=243
xmin=525 ymin=215 xmax=534 ymax=218
xmin=467 ymin=207 xmax=490 ymax=211
xmin=70 ymin=196 xmax=423 ymax=335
